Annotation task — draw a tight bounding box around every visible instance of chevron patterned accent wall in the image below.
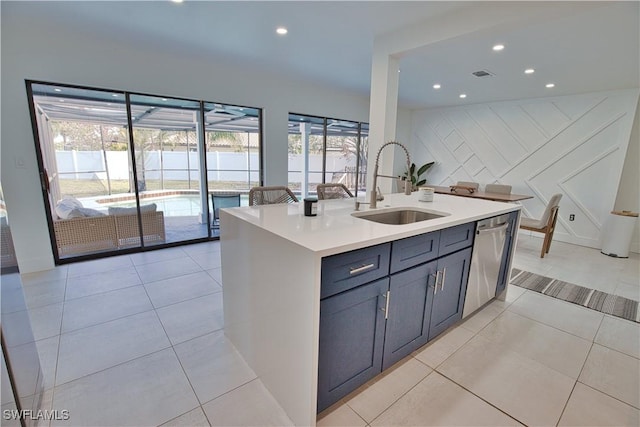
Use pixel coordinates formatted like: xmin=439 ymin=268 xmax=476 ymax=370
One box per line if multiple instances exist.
xmin=409 ymin=89 xmax=639 ymax=249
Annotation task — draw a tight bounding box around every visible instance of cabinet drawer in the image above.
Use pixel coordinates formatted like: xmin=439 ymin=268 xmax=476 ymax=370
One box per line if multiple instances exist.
xmin=390 ymin=231 xmax=440 ymax=273
xmin=438 ymin=222 xmax=475 ymax=257
xmin=321 ymin=243 xmax=391 ymax=299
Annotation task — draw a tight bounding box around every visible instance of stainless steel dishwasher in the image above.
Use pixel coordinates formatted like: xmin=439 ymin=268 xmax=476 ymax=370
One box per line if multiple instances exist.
xmin=463 ymin=214 xmax=510 ymax=318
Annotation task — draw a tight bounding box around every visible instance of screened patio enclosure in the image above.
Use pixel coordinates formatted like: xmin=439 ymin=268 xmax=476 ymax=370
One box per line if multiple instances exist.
xmin=28 ymin=82 xmax=261 ymax=261
xmin=287 ymin=113 xmax=368 ymax=199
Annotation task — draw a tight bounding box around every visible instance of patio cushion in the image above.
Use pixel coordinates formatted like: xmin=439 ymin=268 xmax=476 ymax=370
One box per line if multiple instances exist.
xmin=67 ymin=207 xmax=106 ymax=218
xmin=55 ymin=197 xmax=84 ymax=219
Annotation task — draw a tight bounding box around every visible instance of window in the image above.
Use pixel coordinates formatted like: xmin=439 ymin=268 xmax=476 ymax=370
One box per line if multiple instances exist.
xmin=287 ymin=114 xmax=368 ymax=198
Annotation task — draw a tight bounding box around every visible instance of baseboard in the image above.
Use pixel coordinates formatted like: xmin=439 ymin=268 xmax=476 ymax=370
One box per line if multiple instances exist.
xmin=518 ymin=230 xmax=639 ymax=254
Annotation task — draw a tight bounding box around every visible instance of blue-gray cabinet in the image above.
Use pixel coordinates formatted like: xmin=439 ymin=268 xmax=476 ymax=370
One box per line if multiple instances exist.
xmin=428 ymin=247 xmax=472 ymax=340
xmin=317 ymin=277 xmax=389 ymax=412
xmin=318 ymin=221 xmax=476 ymax=412
xmin=382 ymin=261 xmax=437 ymax=370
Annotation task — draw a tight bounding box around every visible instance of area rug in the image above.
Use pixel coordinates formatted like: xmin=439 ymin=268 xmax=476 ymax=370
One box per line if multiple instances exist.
xmin=510 ymin=269 xmax=639 ymax=323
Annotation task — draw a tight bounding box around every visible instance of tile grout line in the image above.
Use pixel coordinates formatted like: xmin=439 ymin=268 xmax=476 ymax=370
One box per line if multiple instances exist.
xmin=142 ymin=276 xmax=209 ymax=425
xmin=46 ymin=268 xmax=69 ymax=427
xmin=504 ymin=295 xmax=605 ymax=342
xmin=346 ymin=364 xmax=433 ymax=426
xmin=57 ymin=304 xmax=157 ymax=337
xmin=575 ymin=380 xmax=640 ymax=412
xmin=434 ymin=310 xmax=578 ymax=426
xmin=555 ymin=339 xmax=597 ymax=427
xmin=434 ymin=369 xmax=528 ymax=426
xmin=576 ymin=313 xmax=640 ymax=410
xmin=555 ymin=380 xmax=579 ymax=427
xmin=50 ymin=344 xmax=173 ymax=391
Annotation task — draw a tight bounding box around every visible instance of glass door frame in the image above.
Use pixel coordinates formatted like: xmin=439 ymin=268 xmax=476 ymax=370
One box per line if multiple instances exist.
xmin=25 ymin=80 xmax=263 ymax=265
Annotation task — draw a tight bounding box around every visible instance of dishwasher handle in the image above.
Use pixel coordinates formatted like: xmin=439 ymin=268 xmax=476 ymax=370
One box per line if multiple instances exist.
xmin=477 ymin=222 xmax=508 ymax=235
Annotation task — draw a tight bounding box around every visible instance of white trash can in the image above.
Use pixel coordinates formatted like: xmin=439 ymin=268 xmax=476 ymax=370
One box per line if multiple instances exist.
xmin=601 ymin=210 xmax=638 ymax=258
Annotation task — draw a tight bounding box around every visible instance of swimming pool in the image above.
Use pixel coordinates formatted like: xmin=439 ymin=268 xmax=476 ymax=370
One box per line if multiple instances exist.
xmin=101 ymin=194 xmax=249 ymax=217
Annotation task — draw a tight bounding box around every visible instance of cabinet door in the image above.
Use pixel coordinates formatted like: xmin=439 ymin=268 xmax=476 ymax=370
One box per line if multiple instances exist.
xmin=496 ymin=211 xmax=519 ymax=295
xmin=428 ymin=247 xmax=472 ymax=340
xmin=317 ymin=278 xmax=388 ymax=412
xmin=382 ymin=261 xmax=436 ymax=370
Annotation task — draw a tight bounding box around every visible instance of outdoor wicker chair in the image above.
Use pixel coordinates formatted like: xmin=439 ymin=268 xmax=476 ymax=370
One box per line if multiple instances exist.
xmin=316 ymin=183 xmax=354 ymax=200
xmin=249 ymin=186 xmax=298 ymax=206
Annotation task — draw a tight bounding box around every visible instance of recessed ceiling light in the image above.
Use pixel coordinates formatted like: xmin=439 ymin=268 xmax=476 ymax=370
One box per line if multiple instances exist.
xmin=54 ymin=88 xmax=62 ymax=92
xmin=492 ymin=44 xmax=505 ymax=51
xmin=112 ymin=94 xmax=119 ymax=97
xmin=276 ymin=27 xmax=288 ymax=35
xmin=524 ymin=68 xmax=535 ymax=74
xmin=161 ymin=98 xmax=168 ymax=101
xmin=171 ymin=0 xmax=183 ymax=3
xmin=546 ymin=83 xmax=555 ymax=88
xmin=433 ymin=84 xmax=441 ymax=89
xmin=459 ymin=94 xmax=467 ymax=99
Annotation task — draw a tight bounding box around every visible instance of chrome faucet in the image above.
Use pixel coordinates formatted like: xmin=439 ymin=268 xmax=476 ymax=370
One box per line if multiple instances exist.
xmin=369 ymin=141 xmax=412 ymax=209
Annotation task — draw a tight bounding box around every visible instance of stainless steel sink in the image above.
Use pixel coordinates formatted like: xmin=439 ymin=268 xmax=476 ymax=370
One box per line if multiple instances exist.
xmin=352 ymin=208 xmax=449 ymax=225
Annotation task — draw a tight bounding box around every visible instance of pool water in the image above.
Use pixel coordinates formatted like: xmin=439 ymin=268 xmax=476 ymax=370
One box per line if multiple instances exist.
xmin=104 ymin=194 xmax=248 ymax=217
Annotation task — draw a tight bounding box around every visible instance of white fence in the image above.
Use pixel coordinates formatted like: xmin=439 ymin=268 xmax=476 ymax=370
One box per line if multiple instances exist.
xmin=56 ymin=150 xmax=356 ymax=184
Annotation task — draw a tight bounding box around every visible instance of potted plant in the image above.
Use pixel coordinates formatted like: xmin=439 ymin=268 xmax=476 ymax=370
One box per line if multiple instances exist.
xmin=404 ymin=161 xmax=435 ymax=191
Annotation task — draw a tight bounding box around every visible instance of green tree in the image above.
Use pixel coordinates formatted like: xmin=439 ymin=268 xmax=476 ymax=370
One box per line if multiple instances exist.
xmin=51 ymin=121 xmax=102 ymax=150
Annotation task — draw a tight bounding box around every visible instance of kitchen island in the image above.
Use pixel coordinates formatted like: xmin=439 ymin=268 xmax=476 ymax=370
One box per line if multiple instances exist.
xmin=220 ymin=192 xmax=521 ymax=426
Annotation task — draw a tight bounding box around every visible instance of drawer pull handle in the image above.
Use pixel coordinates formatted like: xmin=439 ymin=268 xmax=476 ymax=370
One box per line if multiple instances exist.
xmin=349 ymin=263 xmax=375 ymax=275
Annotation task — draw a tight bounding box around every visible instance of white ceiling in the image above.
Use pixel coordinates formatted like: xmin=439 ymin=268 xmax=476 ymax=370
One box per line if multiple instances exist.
xmin=11 ymin=1 xmax=640 ymax=110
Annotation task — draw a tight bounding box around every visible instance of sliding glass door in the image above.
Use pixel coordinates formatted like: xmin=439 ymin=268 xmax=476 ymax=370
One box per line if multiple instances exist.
xmin=27 ymin=81 xmax=262 ymax=262
xmin=204 ymin=102 xmax=261 ymax=220
xmin=129 ymin=95 xmax=208 ymax=244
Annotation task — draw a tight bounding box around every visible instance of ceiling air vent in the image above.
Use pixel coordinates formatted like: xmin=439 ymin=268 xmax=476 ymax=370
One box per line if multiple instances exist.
xmin=472 ymin=70 xmax=495 ymax=78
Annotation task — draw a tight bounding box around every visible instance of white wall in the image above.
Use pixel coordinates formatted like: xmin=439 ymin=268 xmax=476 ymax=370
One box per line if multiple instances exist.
xmin=408 ymin=89 xmax=639 ymax=251
xmin=1 ymin=4 xmax=369 ymax=272
xmin=614 ymin=97 xmax=640 ymax=253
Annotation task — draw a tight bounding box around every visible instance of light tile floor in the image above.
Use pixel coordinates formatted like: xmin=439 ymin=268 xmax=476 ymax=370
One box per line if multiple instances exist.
xmin=18 ymin=235 xmax=639 ymax=426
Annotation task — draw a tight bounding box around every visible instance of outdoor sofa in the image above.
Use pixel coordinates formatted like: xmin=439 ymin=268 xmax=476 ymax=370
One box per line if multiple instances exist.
xmin=53 ymin=198 xmax=165 ymax=256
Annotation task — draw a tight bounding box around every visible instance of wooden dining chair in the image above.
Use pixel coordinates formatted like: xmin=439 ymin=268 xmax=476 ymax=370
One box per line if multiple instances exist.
xmin=451 ymin=181 xmax=479 ymax=193
xmin=456 ymin=181 xmax=479 ymax=190
xmin=316 ymin=183 xmax=354 ymax=200
xmin=519 ymin=193 xmax=563 ymax=258
xmin=249 ymin=186 xmax=299 ymax=206
xmin=485 ymin=184 xmax=512 ymax=194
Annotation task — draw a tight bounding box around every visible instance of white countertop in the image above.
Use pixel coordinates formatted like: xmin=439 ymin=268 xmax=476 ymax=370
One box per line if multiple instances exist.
xmin=222 ymin=192 xmax=520 ymax=257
